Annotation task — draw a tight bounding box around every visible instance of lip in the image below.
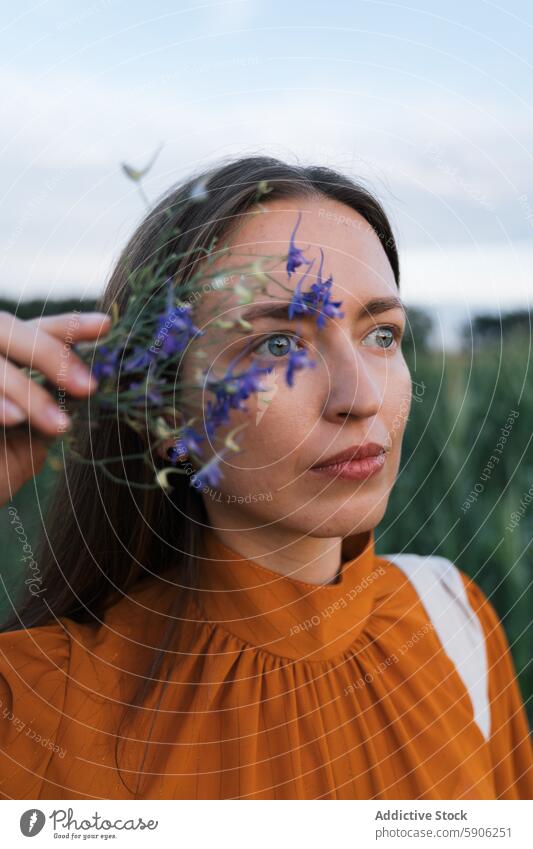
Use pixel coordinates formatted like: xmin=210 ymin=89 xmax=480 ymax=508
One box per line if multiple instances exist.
xmin=312 ymin=442 xmax=386 ymax=467
xmin=309 ymin=442 xmax=387 ymax=481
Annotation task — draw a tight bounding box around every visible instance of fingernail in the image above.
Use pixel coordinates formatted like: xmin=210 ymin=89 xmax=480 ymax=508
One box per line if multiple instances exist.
xmin=46 ymin=405 xmax=70 ymax=429
xmin=1 ymin=399 xmax=26 ymax=423
xmin=81 ymin=312 xmax=111 ymax=322
xmin=71 ymin=363 xmax=98 ymax=390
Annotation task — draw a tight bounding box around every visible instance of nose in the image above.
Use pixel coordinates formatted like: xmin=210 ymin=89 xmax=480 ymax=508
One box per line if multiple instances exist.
xmin=319 ymin=341 xmax=383 ymax=424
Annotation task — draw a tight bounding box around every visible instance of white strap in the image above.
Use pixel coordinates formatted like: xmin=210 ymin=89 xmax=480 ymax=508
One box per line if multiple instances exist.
xmin=383 ymin=552 xmax=491 ymax=741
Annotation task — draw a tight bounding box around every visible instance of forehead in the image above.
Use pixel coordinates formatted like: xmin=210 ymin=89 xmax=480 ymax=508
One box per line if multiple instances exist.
xmin=192 ymin=195 xmax=398 ymax=322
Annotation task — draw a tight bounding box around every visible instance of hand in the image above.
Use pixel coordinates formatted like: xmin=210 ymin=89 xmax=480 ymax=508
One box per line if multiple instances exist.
xmin=0 ymin=310 xmax=111 ymax=507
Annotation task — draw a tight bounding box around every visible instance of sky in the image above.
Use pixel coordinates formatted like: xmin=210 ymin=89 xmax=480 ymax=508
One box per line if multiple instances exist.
xmin=1 ymin=0 xmax=532 ymax=343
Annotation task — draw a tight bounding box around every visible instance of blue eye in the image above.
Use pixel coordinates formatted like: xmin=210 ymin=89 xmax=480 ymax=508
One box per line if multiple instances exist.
xmin=252 ymin=332 xmax=302 ymax=359
xmin=362 ymin=326 xmax=399 ymax=349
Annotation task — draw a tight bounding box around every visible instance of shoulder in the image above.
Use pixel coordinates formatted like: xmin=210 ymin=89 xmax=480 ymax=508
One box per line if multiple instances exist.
xmin=456 ymin=568 xmax=525 ymax=697
xmin=395 ymin=552 xmax=530 ymax=729
xmin=457 ymin=569 xmax=533 ymax=796
xmin=457 ymin=569 xmax=511 ymax=649
xmin=0 ymin=580 xmax=155 ymax=710
xmin=377 ymin=550 xmax=506 ymax=639
xmin=0 ymin=578 xmax=172 ymax=798
xmin=379 ymin=549 xmax=517 ymax=672
xmin=377 ymin=551 xmax=531 ymax=743
xmin=1 ymin=577 xmax=183 ymax=697
xmin=455 ymin=567 xmax=525 ymax=702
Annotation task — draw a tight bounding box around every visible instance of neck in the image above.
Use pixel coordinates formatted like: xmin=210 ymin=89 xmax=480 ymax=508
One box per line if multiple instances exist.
xmin=205 ymin=525 xmax=370 ymax=586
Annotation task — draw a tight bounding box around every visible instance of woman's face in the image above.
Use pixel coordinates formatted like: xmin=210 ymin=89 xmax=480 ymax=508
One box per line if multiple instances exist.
xmin=178 ymin=195 xmax=412 ymax=539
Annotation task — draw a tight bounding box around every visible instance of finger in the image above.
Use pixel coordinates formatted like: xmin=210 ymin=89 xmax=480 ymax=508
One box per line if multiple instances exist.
xmin=0 ymin=397 xmax=26 ymax=425
xmin=0 ymin=354 xmax=70 ymax=435
xmin=0 ymin=312 xmax=106 ymax=397
xmin=26 ymin=311 xmax=112 ymax=342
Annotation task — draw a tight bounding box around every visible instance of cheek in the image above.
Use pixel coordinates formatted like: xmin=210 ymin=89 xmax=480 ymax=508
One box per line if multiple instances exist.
xmin=228 ymin=372 xmax=316 ymax=469
xmin=383 ymin=363 xmax=412 ymax=446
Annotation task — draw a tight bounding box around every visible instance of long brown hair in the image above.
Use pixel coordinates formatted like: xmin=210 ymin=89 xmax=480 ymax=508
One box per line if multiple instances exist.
xmin=2 ymin=155 xmax=400 ymax=794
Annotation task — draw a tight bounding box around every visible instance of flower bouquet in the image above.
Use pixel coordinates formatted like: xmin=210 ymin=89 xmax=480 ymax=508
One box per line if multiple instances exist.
xmin=44 ymin=158 xmax=344 ymax=493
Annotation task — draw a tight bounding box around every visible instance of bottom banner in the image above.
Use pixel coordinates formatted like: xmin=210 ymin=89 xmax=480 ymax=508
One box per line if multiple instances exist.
xmin=2 ymin=799 xmax=531 ymax=847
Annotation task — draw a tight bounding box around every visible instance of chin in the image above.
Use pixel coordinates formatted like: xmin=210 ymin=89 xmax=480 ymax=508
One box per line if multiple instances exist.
xmin=286 ymin=510 xmax=383 ymax=541
xmin=297 ymin=499 xmax=388 ymax=539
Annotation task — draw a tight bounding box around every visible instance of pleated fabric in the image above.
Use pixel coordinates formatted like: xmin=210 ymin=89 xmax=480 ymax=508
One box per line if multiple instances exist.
xmin=0 ymin=527 xmax=531 ymax=800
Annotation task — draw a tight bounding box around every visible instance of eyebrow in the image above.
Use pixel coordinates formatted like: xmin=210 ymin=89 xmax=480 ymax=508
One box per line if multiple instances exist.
xmin=240 ymin=295 xmax=406 ymax=323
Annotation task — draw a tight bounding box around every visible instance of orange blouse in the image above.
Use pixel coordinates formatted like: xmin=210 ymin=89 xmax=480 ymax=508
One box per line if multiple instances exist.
xmin=0 ymin=527 xmax=531 ymax=800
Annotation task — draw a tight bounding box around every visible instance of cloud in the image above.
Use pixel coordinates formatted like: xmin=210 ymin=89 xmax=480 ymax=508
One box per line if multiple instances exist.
xmin=1 ymin=66 xmax=532 ymax=301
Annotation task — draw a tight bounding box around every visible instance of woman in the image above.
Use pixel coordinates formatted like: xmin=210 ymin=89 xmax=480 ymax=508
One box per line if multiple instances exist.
xmin=0 ymin=156 xmax=531 ymax=800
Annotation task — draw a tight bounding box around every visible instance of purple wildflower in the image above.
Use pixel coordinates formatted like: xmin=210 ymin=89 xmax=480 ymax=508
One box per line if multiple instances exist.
xmin=167 ymin=442 xmax=185 ymax=463
xmin=124 ymin=279 xmax=203 ymax=373
xmin=286 ymin=211 xmax=313 ymax=278
xmin=91 ymin=345 xmax=122 ymax=380
xmin=167 ymin=426 xmax=205 ymax=463
xmin=128 ymin=379 xmax=165 ymax=406
xmin=203 ymin=360 xmax=274 ymax=436
xmin=288 ymin=257 xmax=316 ymax=321
xmin=155 ymin=277 xmax=204 ymax=357
xmin=191 ymin=453 xmax=224 ymax=489
xmin=153 ymin=300 xmax=202 ymax=358
xmin=124 ymin=346 xmax=153 ymax=372
xmin=304 ymin=248 xmax=344 ymax=328
xmin=285 ymin=348 xmax=317 ymax=387
xmin=180 ymin=425 xmax=206 ymax=456
xmin=287 ymin=248 xmax=344 ymax=329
